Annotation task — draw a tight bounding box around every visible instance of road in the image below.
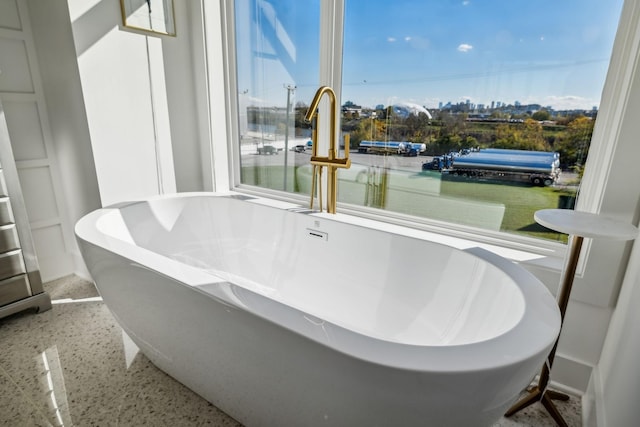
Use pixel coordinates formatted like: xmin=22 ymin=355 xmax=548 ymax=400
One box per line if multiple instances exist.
xmin=240 ymin=148 xmax=578 ymax=185
xmin=241 ymin=148 xmax=427 ymax=171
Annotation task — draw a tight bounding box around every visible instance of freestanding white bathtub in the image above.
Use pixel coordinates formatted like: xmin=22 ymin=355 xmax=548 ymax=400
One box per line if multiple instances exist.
xmin=75 ymin=192 xmax=560 ymax=427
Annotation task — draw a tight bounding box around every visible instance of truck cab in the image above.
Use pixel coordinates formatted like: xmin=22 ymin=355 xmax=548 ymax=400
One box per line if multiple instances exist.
xmin=422 ymin=156 xmax=444 ymax=171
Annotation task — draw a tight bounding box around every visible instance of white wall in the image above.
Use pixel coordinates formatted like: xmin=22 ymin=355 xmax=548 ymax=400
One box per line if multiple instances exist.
xmin=0 ymin=0 xmax=205 ymax=278
xmin=67 ymin=0 xmax=169 ymax=206
xmin=163 ymin=1 xmax=206 ymax=192
xmin=66 ymin=0 xmax=204 ymax=206
xmin=0 ymin=0 xmax=79 ymax=281
xmin=586 ymin=233 xmax=640 ymax=426
xmin=25 ymin=0 xmax=101 ymax=279
xmin=582 ymin=3 xmax=640 ymax=422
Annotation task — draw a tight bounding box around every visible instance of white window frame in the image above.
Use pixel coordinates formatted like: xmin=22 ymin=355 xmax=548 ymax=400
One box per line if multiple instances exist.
xmin=205 ymin=0 xmax=640 ymax=294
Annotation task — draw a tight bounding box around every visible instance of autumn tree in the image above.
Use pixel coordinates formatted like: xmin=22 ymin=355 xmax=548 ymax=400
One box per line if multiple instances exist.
xmin=440 ymin=112 xmax=467 ymax=136
xmin=521 ymin=118 xmax=549 ymax=151
xmin=532 ymin=110 xmax=551 ymax=121
xmin=492 ymin=119 xmax=549 ymax=151
xmin=493 ymin=124 xmax=519 ymax=149
xmin=294 ymin=101 xmax=309 ymax=131
xmin=554 ymin=116 xmax=594 ymax=169
xmin=404 ymin=113 xmax=432 ymax=142
xmin=349 ymin=119 xmax=372 ymax=147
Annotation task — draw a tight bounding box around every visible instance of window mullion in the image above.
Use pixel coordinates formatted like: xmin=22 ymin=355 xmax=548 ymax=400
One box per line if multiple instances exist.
xmin=319 ymin=0 xmax=345 ymax=90
xmin=577 ymin=0 xmax=640 ymax=214
xmin=314 ymin=0 xmax=345 ymax=187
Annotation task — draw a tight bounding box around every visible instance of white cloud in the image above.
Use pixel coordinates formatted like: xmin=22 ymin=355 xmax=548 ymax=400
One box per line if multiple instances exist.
xmin=462 ymin=1 xmax=470 ymax=5
xmin=387 ymin=37 xmax=397 ymax=43
xmin=457 ymin=43 xmax=473 ymax=52
xmin=512 ymin=95 xmax=597 ymax=110
xmin=543 ymin=95 xmax=597 ymax=110
xmin=405 ymin=36 xmax=412 ymax=42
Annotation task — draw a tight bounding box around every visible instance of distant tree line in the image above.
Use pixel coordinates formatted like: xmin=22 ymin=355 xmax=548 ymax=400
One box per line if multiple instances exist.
xmin=292 ymin=101 xmax=594 ymax=172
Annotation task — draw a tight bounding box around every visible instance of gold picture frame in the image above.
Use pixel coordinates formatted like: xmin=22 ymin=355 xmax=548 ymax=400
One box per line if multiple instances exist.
xmin=120 ymin=0 xmax=176 ymax=36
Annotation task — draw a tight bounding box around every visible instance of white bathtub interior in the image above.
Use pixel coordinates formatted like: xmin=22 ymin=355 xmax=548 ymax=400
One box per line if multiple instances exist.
xmin=96 ymin=195 xmax=526 ymax=347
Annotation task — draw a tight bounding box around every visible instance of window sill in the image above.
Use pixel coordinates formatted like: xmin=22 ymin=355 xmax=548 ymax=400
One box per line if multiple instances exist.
xmin=235 ymin=185 xmax=568 ymax=274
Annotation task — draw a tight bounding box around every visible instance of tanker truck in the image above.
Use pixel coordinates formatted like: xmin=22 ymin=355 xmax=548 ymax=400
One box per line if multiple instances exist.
xmin=422 ymin=148 xmax=560 ymax=186
xmin=358 ymin=140 xmax=426 ymax=156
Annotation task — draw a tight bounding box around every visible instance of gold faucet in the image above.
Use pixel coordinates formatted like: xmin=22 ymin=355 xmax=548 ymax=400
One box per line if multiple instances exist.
xmin=304 ymin=86 xmax=351 ymax=214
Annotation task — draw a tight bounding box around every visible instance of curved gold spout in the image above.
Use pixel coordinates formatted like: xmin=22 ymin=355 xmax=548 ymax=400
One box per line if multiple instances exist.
xmin=304 ymin=86 xmax=351 ymax=214
xmin=304 ymin=86 xmax=331 ymax=120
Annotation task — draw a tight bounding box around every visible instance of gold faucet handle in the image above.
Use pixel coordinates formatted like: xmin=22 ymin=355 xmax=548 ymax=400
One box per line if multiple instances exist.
xmin=344 ymin=133 xmax=350 ymax=157
xmin=310 ymin=156 xmax=351 ymax=168
xmin=310 ymin=134 xmax=351 ymax=168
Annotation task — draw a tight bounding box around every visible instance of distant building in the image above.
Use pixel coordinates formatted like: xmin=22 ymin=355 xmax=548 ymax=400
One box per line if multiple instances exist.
xmin=342 ymin=101 xmax=362 ymax=116
xmin=342 ymin=106 xmax=361 ymax=115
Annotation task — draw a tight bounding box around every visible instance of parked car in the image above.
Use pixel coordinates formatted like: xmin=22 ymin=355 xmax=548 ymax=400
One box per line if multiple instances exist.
xmin=292 ymin=145 xmax=306 ymax=152
xmin=257 ymin=145 xmax=278 ymax=155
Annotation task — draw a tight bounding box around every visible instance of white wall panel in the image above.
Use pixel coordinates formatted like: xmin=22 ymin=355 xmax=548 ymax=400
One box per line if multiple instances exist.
xmin=16 ymin=166 xmax=59 ymax=223
xmin=0 ymin=0 xmax=76 ymax=281
xmin=31 ymin=224 xmax=72 ymax=282
xmin=24 ymin=0 xmax=101 ymax=281
xmin=0 ymin=0 xmax=21 ymax=30
xmin=0 ymin=38 xmax=33 ymax=92
xmin=2 ymin=99 xmax=47 ymax=160
xmin=551 ymin=356 xmax=593 ymax=393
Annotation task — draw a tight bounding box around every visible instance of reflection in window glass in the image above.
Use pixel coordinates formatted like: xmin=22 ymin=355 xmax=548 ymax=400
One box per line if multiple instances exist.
xmin=235 ymin=0 xmax=624 ymax=242
xmin=337 ymin=0 xmax=623 ymax=240
xmin=235 ymin=0 xmax=319 ymax=193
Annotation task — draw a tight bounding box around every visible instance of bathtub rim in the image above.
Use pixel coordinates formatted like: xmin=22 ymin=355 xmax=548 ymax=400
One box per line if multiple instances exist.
xmin=75 ymin=191 xmax=561 ymax=374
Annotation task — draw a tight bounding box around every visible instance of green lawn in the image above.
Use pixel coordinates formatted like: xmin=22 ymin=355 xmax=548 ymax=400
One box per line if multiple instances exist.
xmin=438 ymin=175 xmax=574 ymax=242
xmin=241 ymin=165 xmax=575 ymax=242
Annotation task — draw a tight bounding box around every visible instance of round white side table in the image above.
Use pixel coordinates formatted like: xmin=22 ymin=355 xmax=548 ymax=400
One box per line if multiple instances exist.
xmin=505 ymin=209 xmax=638 ymax=426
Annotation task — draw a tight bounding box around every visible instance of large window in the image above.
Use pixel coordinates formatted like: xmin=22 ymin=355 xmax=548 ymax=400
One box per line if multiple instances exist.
xmin=234 ymin=0 xmax=319 ymax=192
xmin=234 ymin=0 xmax=623 ymax=243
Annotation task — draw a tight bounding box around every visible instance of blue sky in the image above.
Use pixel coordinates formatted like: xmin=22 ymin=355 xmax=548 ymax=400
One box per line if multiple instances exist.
xmin=239 ymin=0 xmax=624 ymax=111
xmin=341 ymin=0 xmax=624 ymax=110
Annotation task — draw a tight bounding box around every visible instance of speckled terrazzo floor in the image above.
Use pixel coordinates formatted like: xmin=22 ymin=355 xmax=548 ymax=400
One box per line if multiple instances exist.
xmin=0 ymin=275 xmax=582 ymax=427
